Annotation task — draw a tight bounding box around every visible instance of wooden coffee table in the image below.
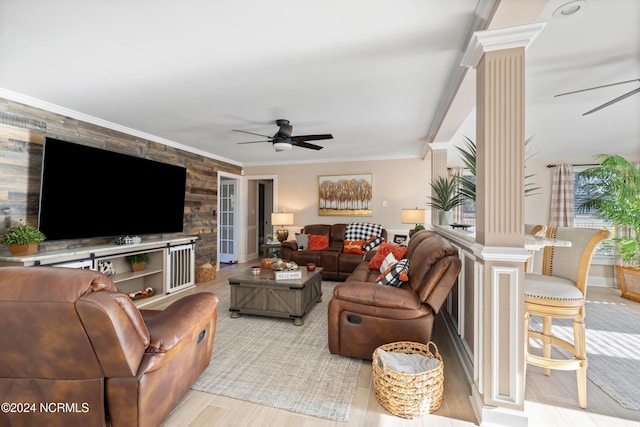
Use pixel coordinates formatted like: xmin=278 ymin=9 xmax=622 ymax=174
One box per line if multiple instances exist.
xmin=228 ymin=267 xmax=323 ymax=325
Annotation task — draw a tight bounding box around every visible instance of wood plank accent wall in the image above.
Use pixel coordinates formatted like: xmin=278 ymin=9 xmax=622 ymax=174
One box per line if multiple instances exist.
xmin=0 ymin=97 xmax=241 ymax=266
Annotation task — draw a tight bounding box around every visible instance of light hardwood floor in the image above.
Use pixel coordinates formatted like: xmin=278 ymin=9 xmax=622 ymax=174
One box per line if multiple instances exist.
xmin=150 ymin=262 xmax=640 ymax=427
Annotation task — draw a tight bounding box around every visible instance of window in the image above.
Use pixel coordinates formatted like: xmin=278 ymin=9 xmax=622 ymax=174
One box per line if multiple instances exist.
xmin=460 ymin=172 xmax=476 ymax=226
xmin=573 ymin=167 xmax=615 ymax=255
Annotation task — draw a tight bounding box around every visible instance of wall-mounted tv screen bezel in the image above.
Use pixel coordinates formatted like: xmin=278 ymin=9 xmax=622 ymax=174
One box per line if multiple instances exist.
xmin=38 ymin=137 xmax=187 ymax=241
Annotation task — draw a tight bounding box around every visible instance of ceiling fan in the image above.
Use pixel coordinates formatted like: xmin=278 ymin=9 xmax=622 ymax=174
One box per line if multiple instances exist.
xmin=233 ymin=119 xmax=333 ymax=151
xmin=554 ymin=78 xmax=640 ymax=116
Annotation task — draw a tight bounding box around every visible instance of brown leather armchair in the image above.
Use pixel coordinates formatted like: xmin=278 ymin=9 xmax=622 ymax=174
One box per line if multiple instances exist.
xmin=0 ymin=266 xmax=218 ymax=427
xmin=328 ymin=230 xmax=461 ymax=359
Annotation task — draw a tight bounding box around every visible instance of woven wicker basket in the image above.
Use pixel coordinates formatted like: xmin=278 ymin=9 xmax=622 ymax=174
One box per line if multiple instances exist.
xmin=372 ymin=341 xmax=444 ymax=418
xmin=195 ymin=263 xmax=216 ymax=283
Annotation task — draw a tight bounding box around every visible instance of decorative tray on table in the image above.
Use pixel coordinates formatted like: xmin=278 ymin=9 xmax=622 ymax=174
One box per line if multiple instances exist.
xmin=270 ymin=260 xmax=299 ymax=271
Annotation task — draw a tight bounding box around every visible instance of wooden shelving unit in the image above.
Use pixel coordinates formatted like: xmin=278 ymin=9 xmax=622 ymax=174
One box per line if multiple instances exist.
xmin=0 ymin=236 xmax=196 ymax=307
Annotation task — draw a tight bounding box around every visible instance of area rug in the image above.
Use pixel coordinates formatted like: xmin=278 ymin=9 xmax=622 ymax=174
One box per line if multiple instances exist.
xmin=191 ymin=281 xmax=362 ymax=421
xmin=529 ymin=295 xmax=640 ymax=410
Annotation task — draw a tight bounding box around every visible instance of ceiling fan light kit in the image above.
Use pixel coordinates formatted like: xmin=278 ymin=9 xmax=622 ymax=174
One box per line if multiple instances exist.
xmin=273 ymin=141 xmax=293 ymax=151
xmin=234 ymin=119 xmax=333 ymax=152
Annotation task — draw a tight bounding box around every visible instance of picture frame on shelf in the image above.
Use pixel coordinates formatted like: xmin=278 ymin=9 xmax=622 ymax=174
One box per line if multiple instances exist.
xmin=393 ymin=234 xmax=408 ymax=245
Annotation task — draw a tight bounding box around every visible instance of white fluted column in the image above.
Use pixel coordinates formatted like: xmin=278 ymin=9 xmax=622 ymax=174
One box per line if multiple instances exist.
xmin=428 ymin=142 xmax=449 ymax=225
xmin=461 ymin=22 xmax=545 ymax=427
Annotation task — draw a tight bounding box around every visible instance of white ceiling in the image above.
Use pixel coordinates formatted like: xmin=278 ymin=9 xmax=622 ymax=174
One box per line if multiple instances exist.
xmin=0 ymin=0 xmax=638 ymax=167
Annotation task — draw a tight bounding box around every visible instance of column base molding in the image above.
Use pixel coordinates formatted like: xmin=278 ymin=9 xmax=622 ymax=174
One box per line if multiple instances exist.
xmin=470 ymin=387 xmax=528 ymax=427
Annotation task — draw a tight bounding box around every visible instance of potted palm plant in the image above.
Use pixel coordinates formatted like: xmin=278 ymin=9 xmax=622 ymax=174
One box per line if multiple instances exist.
xmin=455 ymin=136 xmax=540 ymax=202
xmin=577 ymin=154 xmax=640 ymax=301
xmin=0 ymin=223 xmax=46 ymax=256
xmin=426 ymin=176 xmax=462 ymax=225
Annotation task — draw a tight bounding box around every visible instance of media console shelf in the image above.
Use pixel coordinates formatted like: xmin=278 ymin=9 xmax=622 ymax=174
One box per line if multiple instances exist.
xmin=0 ymin=236 xmax=197 ymax=307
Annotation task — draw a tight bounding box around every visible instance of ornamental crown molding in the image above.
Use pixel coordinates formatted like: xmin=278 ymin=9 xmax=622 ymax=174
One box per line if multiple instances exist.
xmin=461 ymin=22 xmax=547 ymax=69
xmin=427 ymin=142 xmax=450 ymax=151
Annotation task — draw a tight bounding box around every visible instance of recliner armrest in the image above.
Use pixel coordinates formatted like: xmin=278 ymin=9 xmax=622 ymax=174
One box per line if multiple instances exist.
xmin=140 ymin=292 xmax=218 ymax=353
xmin=281 ymin=240 xmax=298 ymax=260
xmin=281 ymin=240 xmax=298 ymax=251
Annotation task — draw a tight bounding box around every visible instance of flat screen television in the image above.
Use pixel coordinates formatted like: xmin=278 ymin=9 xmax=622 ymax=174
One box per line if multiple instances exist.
xmin=39 ymin=137 xmax=187 ymax=241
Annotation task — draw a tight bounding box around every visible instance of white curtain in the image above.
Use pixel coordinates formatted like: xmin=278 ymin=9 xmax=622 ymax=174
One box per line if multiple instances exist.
xmin=549 ymin=163 xmax=574 ymax=227
xmin=449 ymin=167 xmax=464 ymax=224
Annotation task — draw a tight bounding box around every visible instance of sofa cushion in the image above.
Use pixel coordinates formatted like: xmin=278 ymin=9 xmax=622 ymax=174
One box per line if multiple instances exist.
xmin=345 ymin=222 xmax=383 ymax=241
xmin=368 ymin=241 xmax=408 ymax=271
xmin=343 ymin=239 xmax=365 ymax=254
xmin=295 ymin=233 xmax=309 ymax=250
xmin=309 ymin=234 xmax=329 ymax=251
xmin=332 ymin=280 xmax=422 ymax=310
xmin=377 ymin=258 xmax=410 ymax=287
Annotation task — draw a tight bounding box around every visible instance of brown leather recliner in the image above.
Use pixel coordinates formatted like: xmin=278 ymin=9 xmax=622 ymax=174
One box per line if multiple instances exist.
xmin=0 ymin=266 xmax=218 ymax=427
xmin=328 ymin=230 xmax=461 ymax=359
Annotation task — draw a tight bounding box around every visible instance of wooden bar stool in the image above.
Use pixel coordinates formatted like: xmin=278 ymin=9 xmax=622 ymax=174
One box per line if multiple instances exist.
xmin=524 ymin=224 xmax=547 ymax=272
xmin=523 ymin=225 xmax=610 ymax=408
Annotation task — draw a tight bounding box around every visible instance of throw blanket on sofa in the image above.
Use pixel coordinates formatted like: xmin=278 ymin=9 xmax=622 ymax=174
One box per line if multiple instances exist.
xmin=345 ymin=222 xmax=383 ymax=241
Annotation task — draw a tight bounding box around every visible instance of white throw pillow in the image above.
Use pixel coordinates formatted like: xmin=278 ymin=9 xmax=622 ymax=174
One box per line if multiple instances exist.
xmin=295 ymin=233 xmax=309 ymax=250
xmin=379 ymin=252 xmax=398 ymax=273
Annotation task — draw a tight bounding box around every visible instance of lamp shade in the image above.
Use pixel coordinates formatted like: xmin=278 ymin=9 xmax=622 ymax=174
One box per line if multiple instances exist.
xmin=401 ymin=208 xmax=426 ymax=224
xmin=271 ymin=212 xmax=294 ymax=226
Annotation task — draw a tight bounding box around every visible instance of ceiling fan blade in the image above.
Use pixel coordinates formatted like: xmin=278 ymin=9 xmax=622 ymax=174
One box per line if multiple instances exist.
xmin=292 ymin=140 xmax=324 ymax=150
xmin=291 ymin=134 xmax=333 ymax=142
xmin=232 ymin=129 xmax=272 ymax=138
xmin=583 ymin=87 xmax=640 ymax=115
xmin=236 ymin=140 xmax=270 ymax=144
xmin=555 ymin=78 xmax=640 ymax=97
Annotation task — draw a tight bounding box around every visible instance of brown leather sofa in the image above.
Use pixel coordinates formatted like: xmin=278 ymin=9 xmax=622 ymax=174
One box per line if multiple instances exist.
xmin=0 ymin=266 xmax=218 ymax=427
xmin=281 ymin=224 xmax=388 ymax=281
xmin=328 ymin=230 xmax=461 ymax=359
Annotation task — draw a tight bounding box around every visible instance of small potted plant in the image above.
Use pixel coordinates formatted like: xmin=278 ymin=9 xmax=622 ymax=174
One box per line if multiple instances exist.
xmin=426 ymin=176 xmax=463 ymax=225
xmin=1 ymin=223 xmax=46 ymax=256
xmin=126 ymin=253 xmax=150 ymax=272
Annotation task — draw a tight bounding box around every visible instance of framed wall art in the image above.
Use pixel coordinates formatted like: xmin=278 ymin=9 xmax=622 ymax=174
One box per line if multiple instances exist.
xmin=318 ymin=174 xmax=372 ymax=216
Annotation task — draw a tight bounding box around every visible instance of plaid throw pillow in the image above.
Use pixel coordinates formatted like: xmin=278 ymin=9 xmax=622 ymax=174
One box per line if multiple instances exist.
xmin=376 ymin=258 xmax=410 ymax=287
xmin=363 ymin=235 xmax=384 ymax=252
xmin=345 ymin=222 xmax=383 ymax=242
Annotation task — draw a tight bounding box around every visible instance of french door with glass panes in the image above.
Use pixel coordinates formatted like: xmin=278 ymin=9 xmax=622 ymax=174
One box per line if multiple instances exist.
xmin=219 ymin=179 xmax=237 ymax=263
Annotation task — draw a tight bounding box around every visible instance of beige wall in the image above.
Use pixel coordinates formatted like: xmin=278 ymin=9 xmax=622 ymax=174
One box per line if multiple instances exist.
xmin=244 ymin=157 xmax=431 ymax=236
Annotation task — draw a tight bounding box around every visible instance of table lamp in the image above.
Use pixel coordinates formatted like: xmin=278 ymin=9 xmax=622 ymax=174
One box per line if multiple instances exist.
xmin=401 ymin=208 xmax=426 ymax=235
xmin=271 ymin=212 xmax=294 ymax=242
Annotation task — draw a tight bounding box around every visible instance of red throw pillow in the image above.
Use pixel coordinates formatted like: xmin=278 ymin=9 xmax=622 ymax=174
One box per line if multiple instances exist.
xmin=343 ymin=240 xmax=365 ymax=254
xmin=368 ymin=242 xmax=408 ymax=271
xmin=308 ymin=234 xmax=329 ymax=251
